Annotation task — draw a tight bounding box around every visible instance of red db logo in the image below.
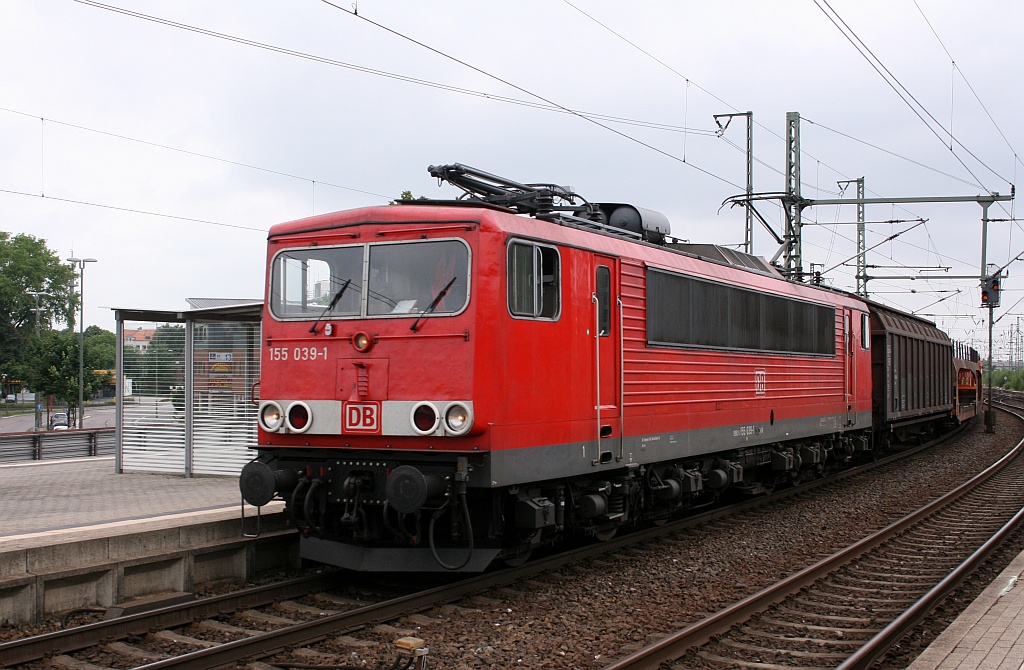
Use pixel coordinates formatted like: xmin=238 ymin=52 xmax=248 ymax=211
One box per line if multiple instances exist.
xmin=343 ymin=402 xmax=380 ymax=434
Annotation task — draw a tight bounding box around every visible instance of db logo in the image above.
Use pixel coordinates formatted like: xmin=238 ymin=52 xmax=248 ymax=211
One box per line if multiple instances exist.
xmin=754 ymin=369 xmax=767 ymax=396
xmin=343 ymin=402 xmax=380 ymax=434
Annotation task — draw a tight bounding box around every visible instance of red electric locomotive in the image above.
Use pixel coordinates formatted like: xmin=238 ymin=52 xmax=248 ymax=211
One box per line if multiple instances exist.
xmin=240 ymin=164 xmax=959 ymax=571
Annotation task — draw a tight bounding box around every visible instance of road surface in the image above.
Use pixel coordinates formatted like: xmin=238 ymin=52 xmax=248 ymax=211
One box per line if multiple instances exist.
xmin=0 ymin=405 xmax=117 ymax=434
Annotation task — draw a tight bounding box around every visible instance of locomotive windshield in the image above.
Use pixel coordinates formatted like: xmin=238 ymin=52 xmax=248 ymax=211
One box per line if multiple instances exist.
xmin=269 ymin=239 xmax=469 ymax=319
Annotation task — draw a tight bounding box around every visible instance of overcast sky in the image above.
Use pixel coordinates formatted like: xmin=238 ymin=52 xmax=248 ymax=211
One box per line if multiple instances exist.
xmin=2 ymin=0 xmax=1022 ymax=353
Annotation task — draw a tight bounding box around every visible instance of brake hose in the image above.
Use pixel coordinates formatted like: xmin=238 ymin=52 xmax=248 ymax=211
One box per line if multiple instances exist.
xmin=428 ymin=491 xmax=474 ymax=570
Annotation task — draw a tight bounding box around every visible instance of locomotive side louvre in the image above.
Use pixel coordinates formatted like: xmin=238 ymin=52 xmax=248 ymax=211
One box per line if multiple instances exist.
xmin=615 ymin=255 xmax=873 ymax=466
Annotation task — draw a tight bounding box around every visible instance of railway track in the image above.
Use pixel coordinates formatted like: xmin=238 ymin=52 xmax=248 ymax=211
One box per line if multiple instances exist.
xmin=0 ymin=423 xmax=985 ymax=670
xmin=599 ymin=406 xmax=1024 ymax=670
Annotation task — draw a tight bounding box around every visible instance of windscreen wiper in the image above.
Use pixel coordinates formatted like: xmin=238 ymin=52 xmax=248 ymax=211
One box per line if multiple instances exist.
xmin=309 ymin=278 xmax=351 ymax=334
xmin=410 ymin=277 xmax=456 ymax=332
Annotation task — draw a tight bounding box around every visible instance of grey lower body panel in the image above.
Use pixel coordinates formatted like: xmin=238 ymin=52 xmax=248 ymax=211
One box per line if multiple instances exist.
xmin=301 ymin=536 xmax=501 ymax=572
xmin=483 ymin=411 xmax=873 ymax=487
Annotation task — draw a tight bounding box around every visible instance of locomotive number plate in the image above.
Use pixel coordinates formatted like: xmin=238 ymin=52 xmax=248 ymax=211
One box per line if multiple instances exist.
xmin=343 ymin=401 xmax=381 ymax=434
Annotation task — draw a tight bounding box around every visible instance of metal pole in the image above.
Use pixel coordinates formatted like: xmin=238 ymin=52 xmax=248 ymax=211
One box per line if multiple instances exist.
xmin=78 ymin=266 xmax=85 ymax=429
xmin=856 ymin=178 xmax=866 ymax=297
xmin=712 ymin=111 xmax=754 ymax=255
xmin=986 ymin=304 xmax=995 ymax=433
xmin=115 ymin=315 xmax=123 ymax=473
xmin=981 ymin=201 xmax=990 ymax=277
xmin=745 ymin=113 xmax=753 ymax=255
xmin=784 ymin=112 xmax=803 ymax=279
xmin=67 ymin=257 xmax=97 ymax=429
xmin=26 ymin=289 xmax=50 ymax=430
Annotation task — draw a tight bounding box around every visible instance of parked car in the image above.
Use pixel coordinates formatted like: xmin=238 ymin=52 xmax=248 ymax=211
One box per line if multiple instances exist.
xmin=4 ymin=394 xmax=14 ymax=403
xmin=49 ymin=412 xmax=69 ymax=430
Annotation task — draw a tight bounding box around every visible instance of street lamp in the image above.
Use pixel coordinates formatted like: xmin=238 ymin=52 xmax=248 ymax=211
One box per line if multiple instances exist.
xmin=26 ymin=289 xmax=51 ymax=430
xmin=26 ymin=289 xmax=51 ymax=337
xmin=67 ymin=257 xmax=97 ymax=429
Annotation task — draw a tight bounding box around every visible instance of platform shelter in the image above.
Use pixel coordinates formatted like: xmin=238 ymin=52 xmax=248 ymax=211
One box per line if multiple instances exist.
xmin=114 ymin=299 xmax=262 ymax=477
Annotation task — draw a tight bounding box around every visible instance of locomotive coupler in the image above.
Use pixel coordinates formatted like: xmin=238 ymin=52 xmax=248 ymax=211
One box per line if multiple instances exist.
xmin=338 ymin=474 xmax=373 ymax=536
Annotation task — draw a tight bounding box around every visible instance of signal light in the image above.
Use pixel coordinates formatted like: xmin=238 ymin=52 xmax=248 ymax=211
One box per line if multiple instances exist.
xmin=981 ymin=273 xmax=1001 ymax=308
xmin=286 ymin=402 xmax=312 ymax=433
xmin=352 ymin=331 xmax=373 ymax=352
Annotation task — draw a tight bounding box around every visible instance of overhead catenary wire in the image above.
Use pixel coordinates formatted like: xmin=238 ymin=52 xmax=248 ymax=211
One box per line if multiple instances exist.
xmin=802 ymin=117 xmax=983 ymax=190
xmin=68 ymin=1 xmax=718 ymax=138
xmin=0 ymin=187 xmax=267 ymax=232
xmin=559 ymin=0 xmax=979 ymax=213
xmin=316 ymin=0 xmax=741 ymax=190
xmin=813 ymin=0 xmax=1012 ymax=190
xmin=557 ymin=0 xmax=970 ymax=266
xmin=0 ymin=106 xmax=391 ymax=201
xmin=911 ymin=0 xmax=1020 ymax=261
xmin=913 ymin=0 xmax=1022 ymax=165
xmin=36 ymin=0 xmax=1011 ymax=333
xmin=72 ymin=1 xmax=979 ymax=237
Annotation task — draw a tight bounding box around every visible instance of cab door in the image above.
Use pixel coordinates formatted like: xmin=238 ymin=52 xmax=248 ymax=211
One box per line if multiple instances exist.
xmin=592 ymin=256 xmax=620 ymax=463
xmin=845 ymin=309 xmax=856 ymax=426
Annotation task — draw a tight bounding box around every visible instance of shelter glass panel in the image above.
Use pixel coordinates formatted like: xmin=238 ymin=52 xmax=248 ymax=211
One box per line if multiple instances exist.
xmin=191 ymin=321 xmax=260 ymax=476
xmin=121 ymin=323 xmax=187 ymax=473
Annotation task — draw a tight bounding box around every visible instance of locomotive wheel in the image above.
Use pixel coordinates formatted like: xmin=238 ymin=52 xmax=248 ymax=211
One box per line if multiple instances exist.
xmin=594 ymin=527 xmax=618 ymax=542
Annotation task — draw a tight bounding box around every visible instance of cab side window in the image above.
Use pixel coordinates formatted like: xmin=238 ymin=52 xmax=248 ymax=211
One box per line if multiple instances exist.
xmin=596 ymin=265 xmax=611 ymax=336
xmin=508 ymin=241 xmax=560 ymax=319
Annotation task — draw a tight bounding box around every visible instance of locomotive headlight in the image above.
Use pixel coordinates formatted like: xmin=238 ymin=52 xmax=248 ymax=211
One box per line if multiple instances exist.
xmin=411 ymin=402 xmax=440 ymax=435
xmin=285 ymin=401 xmax=312 ymax=433
xmin=352 ymin=331 xmax=373 ymax=353
xmin=444 ymin=402 xmax=472 ymax=435
xmin=259 ymin=402 xmax=284 ymax=432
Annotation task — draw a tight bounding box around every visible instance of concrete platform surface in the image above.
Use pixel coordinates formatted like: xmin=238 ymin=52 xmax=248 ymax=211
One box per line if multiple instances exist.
xmin=0 ymin=456 xmax=295 ymax=623
xmin=0 ymin=456 xmax=242 ymax=542
xmin=910 ymin=550 xmax=1024 ymax=670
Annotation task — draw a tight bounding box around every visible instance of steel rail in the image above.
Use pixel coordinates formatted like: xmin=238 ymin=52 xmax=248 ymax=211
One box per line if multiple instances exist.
xmin=599 ymin=412 xmax=1024 ymax=670
xmin=837 ymin=402 xmax=1024 ymax=670
xmin=2 ymin=425 xmax=964 ymax=669
xmin=127 ymin=428 xmax=970 ymax=670
xmin=0 ymin=572 xmax=343 ymax=666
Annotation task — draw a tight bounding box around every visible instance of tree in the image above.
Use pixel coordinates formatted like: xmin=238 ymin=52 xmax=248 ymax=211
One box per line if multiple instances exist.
xmin=84 ymin=325 xmax=117 ymax=370
xmin=0 ymin=232 xmax=76 ymax=381
xmin=390 ymin=190 xmax=423 ymax=204
xmin=24 ymin=329 xmax=110 ymax=419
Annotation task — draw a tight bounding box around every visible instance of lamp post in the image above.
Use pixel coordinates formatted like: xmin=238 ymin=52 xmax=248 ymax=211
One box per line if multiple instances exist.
xmin=26 ymin=289 xmax=51 ymax=430
xmin=67 ymin=257 xmax=97 ymax=429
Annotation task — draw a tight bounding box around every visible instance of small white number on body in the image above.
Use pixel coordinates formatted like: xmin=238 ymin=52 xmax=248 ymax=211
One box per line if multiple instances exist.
xmin=269 ymin=347 xmax=327 ymax=361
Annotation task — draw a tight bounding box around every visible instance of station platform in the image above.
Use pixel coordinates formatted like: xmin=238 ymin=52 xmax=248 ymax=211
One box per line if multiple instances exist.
xmin=0 ymin=456 xmax=242 ymax=544
xmin=909 ymin=549 xmax=1024 ymax=669
xmin=0 ymin=456 xmax=294 ymax=624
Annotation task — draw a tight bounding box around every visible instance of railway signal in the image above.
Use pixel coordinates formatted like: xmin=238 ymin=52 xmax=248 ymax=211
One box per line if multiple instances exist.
xmin=981 ymin=274 xmax=1001 ymax=308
